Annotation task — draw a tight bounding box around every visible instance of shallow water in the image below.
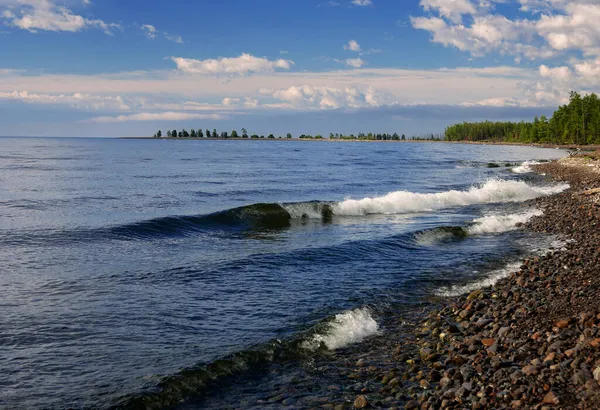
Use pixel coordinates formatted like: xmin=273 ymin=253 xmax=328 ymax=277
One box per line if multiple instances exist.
xmin=0 ymin=138 xmax=566 ymax=409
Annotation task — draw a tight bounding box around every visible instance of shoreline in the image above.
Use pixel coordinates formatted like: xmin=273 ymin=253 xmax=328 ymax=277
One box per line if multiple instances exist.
xmin=120 ymin=136 xmax=600 ymax=150
xmin=317 ymin=156 xmax=600 ymax=409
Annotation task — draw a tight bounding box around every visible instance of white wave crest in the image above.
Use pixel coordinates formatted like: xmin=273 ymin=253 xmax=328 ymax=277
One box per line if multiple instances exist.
xmin=467 ymin=209 xmax=543 ymax=235
xmin=512 ymin=161 xmax=542 ymax=174
xmin=333 ymin=179 xmax=569 ymax=216
xmin=302 ymin=308 xmax=379 ymax=351
xmin=437 ymin=262 xmax=522 ymax=297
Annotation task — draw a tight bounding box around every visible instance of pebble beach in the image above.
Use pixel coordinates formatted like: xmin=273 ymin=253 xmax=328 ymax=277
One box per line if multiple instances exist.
xmin=312 ymin=155 xmax=600 ymax=410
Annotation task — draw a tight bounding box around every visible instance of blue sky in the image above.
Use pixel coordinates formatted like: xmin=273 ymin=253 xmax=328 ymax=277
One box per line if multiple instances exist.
xmin=1 ymin=0 xmax=599 ymax=137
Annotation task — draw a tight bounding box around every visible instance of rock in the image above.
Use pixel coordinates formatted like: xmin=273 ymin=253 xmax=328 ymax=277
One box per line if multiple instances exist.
xmin=498 ymin=327 xmax=511 ymax=338
xmin=542 ymin=391 xmax=559 ymax=405
xmin=555 ymin=319 xmax=571 ymax=329
xmin=522 ymin=365 xmax=540 ymax=376
xmin=405 ymin=401 xmax=419 ymax=410
xmin=439 ymin=377 xmax=452 ymax=388
xmin=388 ymin=377 xmax=402 ymax=387
xmin=544 ymin=352 xmax=556 ymax=363
xmin=593 ymin=367 xmax=600 ymax=381
xmin=481 ymin=338 xmax=495 ymax=347
xmin=354 ymin=395 xmax=369 ymax=409
xmin=467 ymin=289 xmax=484 ymax=300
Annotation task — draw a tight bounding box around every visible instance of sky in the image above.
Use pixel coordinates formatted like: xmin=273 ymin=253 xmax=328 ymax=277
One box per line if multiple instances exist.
xmin=1 ymin=0 xmax=599 ymax=137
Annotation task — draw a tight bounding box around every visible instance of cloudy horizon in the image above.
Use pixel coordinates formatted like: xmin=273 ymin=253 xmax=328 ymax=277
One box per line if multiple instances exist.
xmin=1 ymin=0 xmax=598 ymax=137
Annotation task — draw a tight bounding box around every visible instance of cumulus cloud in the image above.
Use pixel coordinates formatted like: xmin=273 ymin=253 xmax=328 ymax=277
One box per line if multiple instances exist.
xmin=171 ymin=53 xmax=294 ymax=76
xmin=84 ymin=112 xmax=226 ymax=123
xmin=412 ymin=0 xmax=600 ymax=60
xmin=344 ymin=40 xmax=361 ymax=52
xmin=352 ymin=0 xmax=372 ymax=6
xmin=260 ymin=85 xmax=385 ymax=110
xmin=0 ymin=0 xmax=121 ymax=34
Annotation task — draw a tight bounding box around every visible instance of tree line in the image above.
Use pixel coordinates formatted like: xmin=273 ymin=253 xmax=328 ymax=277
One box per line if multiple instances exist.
xmin=445 ymin=92 xmax=600 ymax=145
xmin=153 ymin=128 xmax=418 ymax=141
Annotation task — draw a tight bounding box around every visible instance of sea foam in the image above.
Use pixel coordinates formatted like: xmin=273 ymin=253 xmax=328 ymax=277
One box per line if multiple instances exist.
xmin=467 ymin=209 xmax=543 ymax=235
xmin=302 ymin=308 xmax=379 ymax=351
xmin=333 ymin=179 xmax=568 ymax=216
xmin=436 ymin=262 xmax=522 ymax=297
xmin=512 ymin=161 xmax=542 ymax=174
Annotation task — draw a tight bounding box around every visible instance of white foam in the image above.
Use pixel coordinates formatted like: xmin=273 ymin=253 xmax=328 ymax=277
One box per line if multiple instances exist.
xmin=512 ymin=160 xmax=542 ymax=174
xmin=436 ymin=262 xmax=522 ymax=297
xmin=333 ymin=179 xmax=569 ymax=216
xmin=302 ymin=308 xmax=379 ymax=351
xmin=467 ymin=209 xmax=543 ymax=235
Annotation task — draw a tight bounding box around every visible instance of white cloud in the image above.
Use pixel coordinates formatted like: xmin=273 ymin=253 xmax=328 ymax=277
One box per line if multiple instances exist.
xmin=352 ymin=0 xmax=372 ymax=6
xmin=222 ymin=97 xmax=240 ymax=106
xmin=419 ymin=0 xmax=477 ymax=23
xmin=412 ymin=0 xmax=600 ymax=60
xmin=0 ymin=65 xmax=551 ymax=113
xmin=164 ymin=33 xmax=183 ymax=44
xmin=84 ymin=112 xmax=226 ymax=123
xmin=0 ymin=90 xmax=130 ymax=110
xmin=1 ymin=0 xmax=121 ymax=34
xmin=141 ymin=24 xmax=156 ymax=39
xmin=345 ymin=58 xmax=365 ymax=68
xmin=344 ymin=40 xmax=361 ymax=52
xmin=260 ymin=85 xmax=384 ymax=110
xmin=171 ymin=53 xmax=294 ymax=76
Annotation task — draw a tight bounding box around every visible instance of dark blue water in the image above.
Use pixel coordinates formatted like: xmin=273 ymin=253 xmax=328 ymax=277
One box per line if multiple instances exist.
xmin=0 ymin=138 xmax=566 ymax=409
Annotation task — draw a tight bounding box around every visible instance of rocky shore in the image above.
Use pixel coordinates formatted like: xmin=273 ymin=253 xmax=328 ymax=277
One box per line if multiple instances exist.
xmin=330 ymin=156 xmax=600 ymax=410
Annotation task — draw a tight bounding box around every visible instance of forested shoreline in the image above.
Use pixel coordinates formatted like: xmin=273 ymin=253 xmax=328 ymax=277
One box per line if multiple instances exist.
xmin=152 ymin=128 xmax=417 ymax=141
xmin=446 ymin=92 xmax=600 ymax=145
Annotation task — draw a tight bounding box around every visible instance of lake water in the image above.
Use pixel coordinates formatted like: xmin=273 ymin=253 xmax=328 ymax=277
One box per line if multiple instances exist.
xmin=0 ymin=138 xmax=567 ymax=409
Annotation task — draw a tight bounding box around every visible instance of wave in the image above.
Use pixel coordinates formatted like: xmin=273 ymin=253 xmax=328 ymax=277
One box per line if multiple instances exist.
xmin=436 ymin=262 xmax=522 ymax=297
xmin=111 ymin=307 xmax=377 ymax=409
xmin=3 ymin=179 xmax=567 ymax=246
xmin=414 ymin=226 xmax=468 ymax=246
xmin=301 ymin=308 xmax=379 ymax=351
xmin=414 ymin=209 xmax=543 ymax=246
xmin=512 ymin=160 xmax=542 ymax=174
xmin=467 ymin=209 xmax=543 ymax=235
xmin=333 ymin=179 xmax=568 ymax=216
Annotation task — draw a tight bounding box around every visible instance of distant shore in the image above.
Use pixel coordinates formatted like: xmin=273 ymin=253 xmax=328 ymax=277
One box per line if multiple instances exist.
xmin=120 ymin=136 xmax=600 ymax=150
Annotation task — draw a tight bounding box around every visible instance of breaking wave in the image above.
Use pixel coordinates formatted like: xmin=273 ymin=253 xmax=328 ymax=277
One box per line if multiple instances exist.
xmin=436 ymin=262 xmax=522 ymax=297
xmin=333 ymin=179 xmax=568 ymax=216
xmin=512 ymin=160 xmax=542 ymax=174
xmin=414 ymin=209 xmax=544 ymax=246
xmin=467 ymin=209 xmax=543 ymax=235
xmin=111 ymin=307 xmax=377 ymax=409
xmin=301 ymin=308 xmax=379 ymax=351
xmin=3 ymin=179 xmax=568 ymax=247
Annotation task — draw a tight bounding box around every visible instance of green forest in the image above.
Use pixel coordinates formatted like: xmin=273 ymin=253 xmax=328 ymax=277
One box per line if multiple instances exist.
xmin=445 ymin=92 xmax=600 ymax=145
